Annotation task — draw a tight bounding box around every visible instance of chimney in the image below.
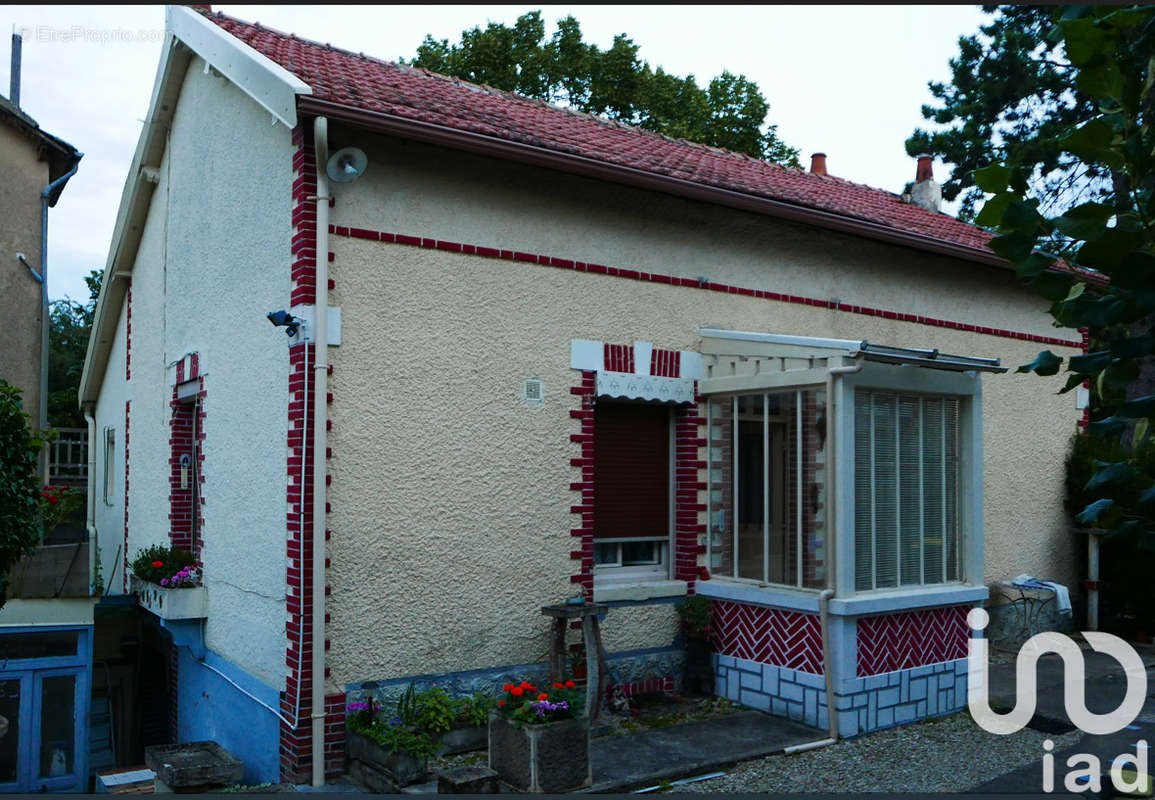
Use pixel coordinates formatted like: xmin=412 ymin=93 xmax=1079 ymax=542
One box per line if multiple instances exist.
xmin=810 ymin=152 xmax=827 ymax=176
xmin=907 ymin=153 xmax=942 ymax=213
xmin=10 ymin=32 xmax=21 ymax=108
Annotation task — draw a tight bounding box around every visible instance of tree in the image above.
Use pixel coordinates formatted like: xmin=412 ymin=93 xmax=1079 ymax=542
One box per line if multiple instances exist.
xmin=0 ymin=379 xmax=49 ymax=609
xmin=907 ymin=6 xmax=1116 ymax=222
xmin=407 ymin=11 xmax=800 ymax=165
xmin=47 ymin=269 xmax=101 ymax=428
xmin=981 ymin=6 xmax=1155 ymax=551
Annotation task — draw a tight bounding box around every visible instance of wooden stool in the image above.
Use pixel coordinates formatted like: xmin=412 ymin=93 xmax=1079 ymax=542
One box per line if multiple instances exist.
xmin=541 ymin=602 xmax=608 ymax=722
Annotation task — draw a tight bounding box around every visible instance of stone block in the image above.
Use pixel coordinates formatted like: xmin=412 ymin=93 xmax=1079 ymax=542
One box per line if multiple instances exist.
xmin=787 ymin=702 xmax=804 ymax=722
xmin=910 ymin=665 xmax=934 ymax=678
xmin=910 ymin=677 xmax=928 ymax=701
xmin=894 ymin=703 xmax=917 ymax=724
xmin=761 ymin=664 xmax=779 ymax=696
xmin=771 ymin=697 xmax=788 ymax=717
xmin=838 ymin=709 xmax=859 ymax=738
xmin=834 ymin=693 xmax=853 ymax=711
xmin=438 ymin=766 xmax=500 ymax=794
xmin=714 ymin=676 xmax=727 ymax=697
xmin=876 ymin=687 xmax=900 ymax=708
xmin=804 ymin=689 xmax=818 ymax=726
xmin=739 ymin=688 xmax=771 ymax=713
xmin=740 ymin=670 xmax=761 ymax=690
xmin=853 ymin=693 xmax=868 ymax=708
xmin=863 ymin=674 xmax=889 ymax=691
xmin=877 ymin=707 xmax=894 ymax=728
xmin=794 ymin=670 xmax=825 ymax=689
xmin=779 ymin=680 xmax=804 ymax=703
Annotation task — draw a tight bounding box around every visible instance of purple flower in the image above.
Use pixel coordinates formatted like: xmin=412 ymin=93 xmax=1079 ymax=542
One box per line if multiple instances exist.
xmin=160 ymin=578 xmax=169 ymax=586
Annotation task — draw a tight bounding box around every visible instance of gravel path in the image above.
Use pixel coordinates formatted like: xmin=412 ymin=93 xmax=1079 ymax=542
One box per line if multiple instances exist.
xmin=676 ymin=712 xmax=1081 ymax=793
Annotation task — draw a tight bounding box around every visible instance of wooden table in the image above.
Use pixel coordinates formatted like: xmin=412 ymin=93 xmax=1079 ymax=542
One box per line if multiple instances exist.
xmin=541 ymin=602 xmax=608 ymax=722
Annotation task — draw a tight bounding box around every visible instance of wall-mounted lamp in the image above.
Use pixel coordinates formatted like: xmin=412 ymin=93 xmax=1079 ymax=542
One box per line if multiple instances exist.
xmin=267 ymin=310 xmax=300 ymax=337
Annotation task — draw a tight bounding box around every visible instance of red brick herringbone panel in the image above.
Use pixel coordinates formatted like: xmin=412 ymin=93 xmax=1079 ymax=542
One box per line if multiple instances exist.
xmin=713 ymin=601 xmax=823 ymax=674
xmin=856 ymin=605 xmax=970 ymax=676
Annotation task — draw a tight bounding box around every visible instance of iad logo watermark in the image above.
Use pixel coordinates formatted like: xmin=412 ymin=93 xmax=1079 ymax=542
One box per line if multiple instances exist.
xmin=967 ymin=608 xmax=1150 ymax=794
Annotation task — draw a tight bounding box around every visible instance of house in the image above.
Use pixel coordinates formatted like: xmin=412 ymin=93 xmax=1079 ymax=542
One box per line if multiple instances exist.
xmin=0 ymin=34 xmax=94 ymax=795
xmin=78 ymin=6 xmax=1086 ymax=787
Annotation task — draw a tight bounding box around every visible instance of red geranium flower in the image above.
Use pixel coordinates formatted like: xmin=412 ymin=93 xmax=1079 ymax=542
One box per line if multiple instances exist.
xmin=497 ymin=700 xmax=506 ymax=707
xmin=502 ymin=683 xmax=514 ymax=692
xmin=510 ymin=687 xmax=524 ymax=697
xmin=519 ymin=681 xmax=533 ymax=690
xmin=41 ymin=492 xmax=49 ymax=499
xmin=152 ymin=560 xmax=164 ymax=568
xmin=565 ymin=680 xmax=576 ymax=688
xmin=48 ymin=496 xmax=59 ymax=505
xmin=537 ymin=693 xmax=549 ymax=701
xmin=553 ymin=682 xmax=564 ymax=689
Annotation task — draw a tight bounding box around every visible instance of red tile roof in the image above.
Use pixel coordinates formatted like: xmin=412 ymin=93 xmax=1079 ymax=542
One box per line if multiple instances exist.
xmin=201 ymin=9 xmax=997 ymax=258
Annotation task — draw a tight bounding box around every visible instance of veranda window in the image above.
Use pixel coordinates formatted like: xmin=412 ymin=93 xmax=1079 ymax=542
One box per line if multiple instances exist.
xmin=707 ymin=389 xmax=827 ymax=589
xmin=853 ymin=391 xmax=960 ymax=590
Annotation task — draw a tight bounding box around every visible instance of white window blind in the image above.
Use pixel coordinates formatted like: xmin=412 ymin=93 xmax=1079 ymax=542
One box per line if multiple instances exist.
xmin=855 ymin=391 xmax=960 ymax=591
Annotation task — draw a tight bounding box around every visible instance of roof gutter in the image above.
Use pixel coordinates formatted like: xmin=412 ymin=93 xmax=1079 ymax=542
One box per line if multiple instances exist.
xmin=297 ymin=96 xmax=1010 ymax=272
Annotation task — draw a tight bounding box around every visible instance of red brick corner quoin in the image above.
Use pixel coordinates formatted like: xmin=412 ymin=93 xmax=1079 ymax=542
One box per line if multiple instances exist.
xmin=283 ymin=123 xmax=344 ymax=783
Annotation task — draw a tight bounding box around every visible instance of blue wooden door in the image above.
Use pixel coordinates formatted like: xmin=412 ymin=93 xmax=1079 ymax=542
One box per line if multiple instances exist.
xmin=0 ymin=627 xmax=91 ymax=792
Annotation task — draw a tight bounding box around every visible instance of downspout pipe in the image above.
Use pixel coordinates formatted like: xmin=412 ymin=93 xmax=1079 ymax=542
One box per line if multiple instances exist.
xmin=785 ymin=359 xmax=863 ymax=755
xmin=39 ymin=154 xmax=82 ymax=472
xmin=84 ymin=406 xmax=97 ymax=594
xmin=310 ymin=116 xmax=331 ymax=789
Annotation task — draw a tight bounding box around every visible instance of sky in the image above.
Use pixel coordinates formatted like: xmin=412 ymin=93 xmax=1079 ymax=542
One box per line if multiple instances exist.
xmin=2 ymin=4 xmax=989 ymax=304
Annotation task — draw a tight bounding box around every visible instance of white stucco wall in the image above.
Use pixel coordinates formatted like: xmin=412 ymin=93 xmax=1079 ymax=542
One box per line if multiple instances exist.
xmin=93 ymin=296 xmax=128 ymax=592
xmin=323 ymin=236 xmax=1080 ymax=686
xmin=94 ymin=54 xmax=294 ymax=688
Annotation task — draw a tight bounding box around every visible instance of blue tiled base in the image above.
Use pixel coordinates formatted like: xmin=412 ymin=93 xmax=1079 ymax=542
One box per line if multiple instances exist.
xmin=346 ymin=648 xmax=684 ymax=707
xmin=833 ymin=658 xmax=969 ymax=737
xmin=712 ymin=654 xmax=828 ymax=730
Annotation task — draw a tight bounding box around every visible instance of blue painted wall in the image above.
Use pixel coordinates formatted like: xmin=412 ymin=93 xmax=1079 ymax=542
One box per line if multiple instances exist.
xmin=175 ymin=647 xmax=280 ymax=785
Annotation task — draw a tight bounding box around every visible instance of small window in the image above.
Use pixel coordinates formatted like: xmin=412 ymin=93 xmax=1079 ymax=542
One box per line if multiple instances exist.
xmin=593 ymin=401 xmax=671 ymax=581
xmin=102 ymin=427 xmax=116 ymax=506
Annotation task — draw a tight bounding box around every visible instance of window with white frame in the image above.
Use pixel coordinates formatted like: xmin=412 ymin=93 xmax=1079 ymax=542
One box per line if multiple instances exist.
xmin=102 ymin=426 xmax=116 ymax=506
xmin=593 ymin=400 xmax=672 ymax=581
xmin=854 ymin=390 xmax=960 ymax=590
xmin=707 ymin=389 xmax=827 ymax=589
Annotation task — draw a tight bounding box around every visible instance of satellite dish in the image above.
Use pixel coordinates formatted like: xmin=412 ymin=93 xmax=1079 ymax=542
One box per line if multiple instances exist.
xmin=326 ymin=147 xmax=368 ymax=182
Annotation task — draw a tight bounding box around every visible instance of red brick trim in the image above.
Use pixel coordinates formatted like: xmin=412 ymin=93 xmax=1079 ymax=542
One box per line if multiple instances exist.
xmin=856 ymin=605 xmax=970 ymax=676
xmin=610 ymin=676 xmax=675 ymax=699
xmin=123 ymin=400 xmax=130 ymax=593
xmin=125 ymin=284 xmax=132 ymax=382
xmin=328 ymin=226 xmax=1084 ymax=350
xmin=569 ymin=345 xmax=706 ymax=597
xmin=169 ymin=375 xmax=206 ymax=562
xmin=281 ymin=123 xmax=342 ymax=783
xmin=713 ymin=600 xmax=824 ymax=674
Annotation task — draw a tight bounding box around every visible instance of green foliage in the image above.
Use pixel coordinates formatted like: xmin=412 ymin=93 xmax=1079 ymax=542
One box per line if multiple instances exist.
xmin=130 ymin=544 xmax=196 ymax=585
xmin=907 ymin=6 xmax=1128 ymax=222
xmin=407 ymin=11 xmax=799 ymax=165
xmin=47 ymin=269 xmax=102 ymax=428
xmin=496 ymin=679 xmax=582 ymax=726
xmin=981 ymin=6 xmax=1155 ymax=552
xmin=675 ymin=595 xmax=714 ymax=640
xmin=454 ymin=693 xmax=497 ymax=727
xmin=412 ymin=687 xmax=454 ymax=734
xmin=0 ymin=380 xmax=48 ymax=607
xmin=37 ymin=485 xmax=83 ymax=534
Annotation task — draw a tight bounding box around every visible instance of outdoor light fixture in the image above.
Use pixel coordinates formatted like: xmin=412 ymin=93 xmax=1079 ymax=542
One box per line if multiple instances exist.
xmin=267 ymin=310 xmax=300 ymax=337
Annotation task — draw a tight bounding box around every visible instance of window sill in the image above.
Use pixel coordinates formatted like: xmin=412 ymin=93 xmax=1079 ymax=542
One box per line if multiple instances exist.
xmin=828 ymin=584 xmax=988 ymax=616
xmin=592 ymin=580 xmax=688 ymax=603
xmin=694 ymin=578 xmax=821 ymax=613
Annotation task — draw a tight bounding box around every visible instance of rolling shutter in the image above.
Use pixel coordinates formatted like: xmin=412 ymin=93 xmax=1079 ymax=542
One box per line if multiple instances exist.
xmin=594 ymin=402 xmax=670 ymax=540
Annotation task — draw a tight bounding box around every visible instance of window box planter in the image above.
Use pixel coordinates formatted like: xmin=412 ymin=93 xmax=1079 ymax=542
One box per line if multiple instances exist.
xmin=437 ymin=721 xmax=487 ymax=756
xmin=488 ymin=713 xmax=591 ymax=793
xmin=130 ymin=575 xmax=207 ymax=620
xmin=346 ymin=731 xmax=428 ymax=791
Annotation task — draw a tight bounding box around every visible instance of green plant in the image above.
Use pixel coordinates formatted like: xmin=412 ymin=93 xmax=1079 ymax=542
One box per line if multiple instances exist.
xmin=37 ymin=485 xmax=83 ymax=534
xmin=413 ymin=687 xmax=454 ymax=734
xmin=0 ymin=379 xmax=49 ymax=609
xmin=676 ymin=595 xmax=714 ymax=640
xmin=130 ymin=544 xmax=197 ymax=586
xmin=454 ymin=693 xmax=497 ymax=727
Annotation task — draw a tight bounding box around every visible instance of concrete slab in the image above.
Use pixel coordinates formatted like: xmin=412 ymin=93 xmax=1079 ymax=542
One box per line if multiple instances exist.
xmin=585 ymin=710 xmax=824 ymax=793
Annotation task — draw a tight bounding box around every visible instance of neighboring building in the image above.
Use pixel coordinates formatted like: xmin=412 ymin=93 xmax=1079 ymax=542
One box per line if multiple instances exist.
xmin=79 ymin=6 xmax=1086 ymax=786
xmin=0 ymin=36 xmax=92 ymax=795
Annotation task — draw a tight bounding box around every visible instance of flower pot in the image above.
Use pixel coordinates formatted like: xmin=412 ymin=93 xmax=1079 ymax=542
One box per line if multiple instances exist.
xmin=437 ymin=721 xmax=487 ymax=755
xmin=347 ymin=731 xmax=428 ymax=790
xmin=488 ymin=713 xmax=591 ymax=793
xmin=130 ymin=574 xmax=207 ymax=620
